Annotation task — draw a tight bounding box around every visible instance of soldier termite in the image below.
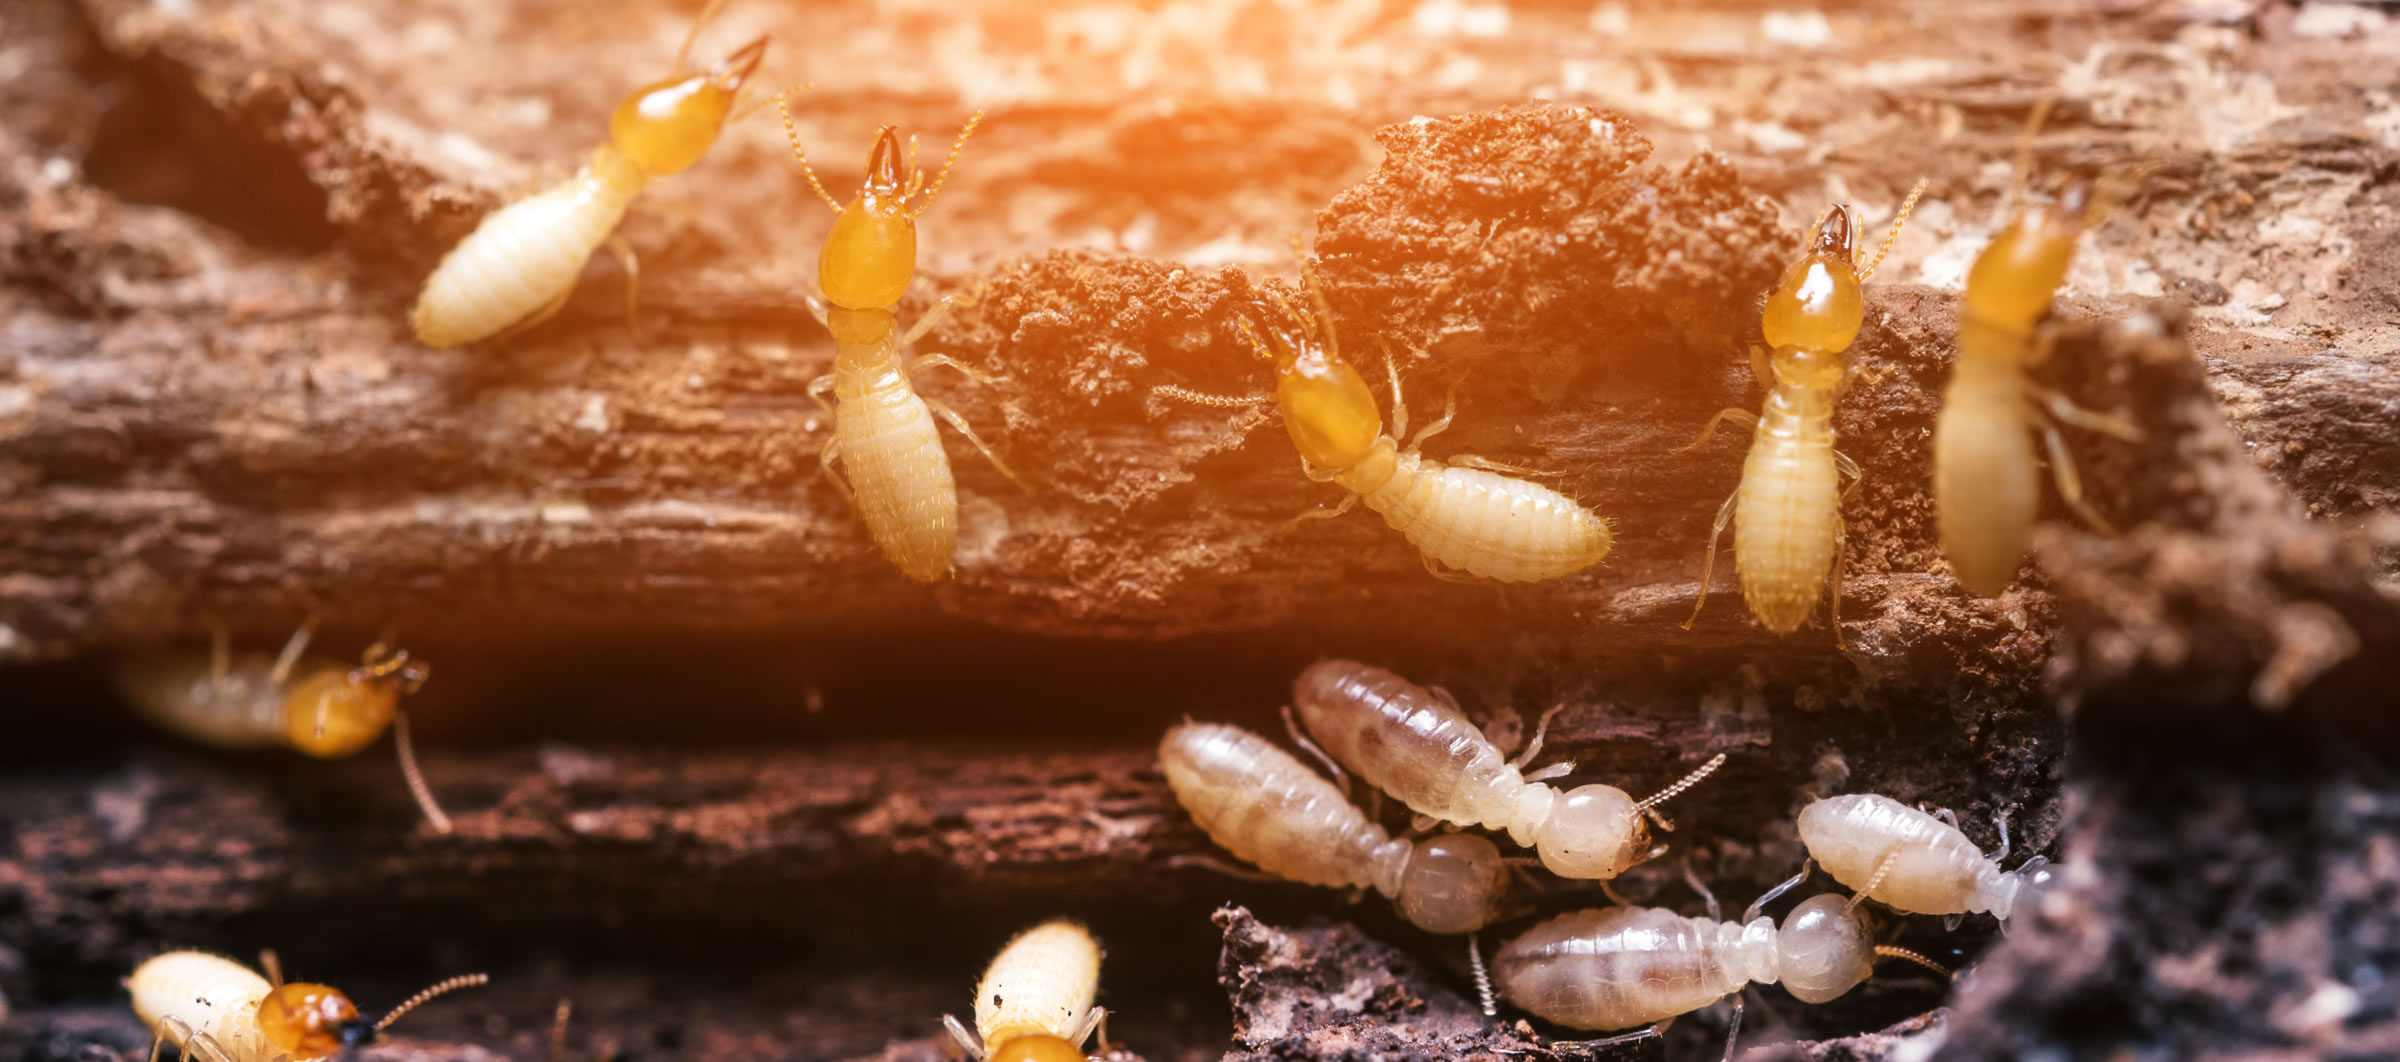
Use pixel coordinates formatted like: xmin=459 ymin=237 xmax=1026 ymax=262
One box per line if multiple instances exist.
xmin=1291 ymin=659 xmax=1727 ymax=880
xmin=1934 ymin=98 xmax=2144 ymax=596
xmin=1151 ymin=266 xmax=1612 ymax=583
xmin=942 ymin=919 xmax=1109 ymax=1062
xmin=1159 ymin=721 xmax=1513 ymax=935
xmin=127 ymin=949 xmax=485 ymax=1062
xmin=1797 ymin=792 xmax=2059 ymax=922
xmin=1490 ymin=861 xmax=1949 ymax=1055
xmin=114 ymin=623 xmax=454 ymax=833
xmin=410 ymin=0 xmax=770 ymax=348
xmin=1681 ymin=181 xmax=1926 ymax=645
xmin=773 ymin=95 xmax=1022 ymax=583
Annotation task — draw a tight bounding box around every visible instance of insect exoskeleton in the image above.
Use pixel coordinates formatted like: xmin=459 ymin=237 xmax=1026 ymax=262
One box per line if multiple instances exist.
xmin=1682 ymin=182 xmax=1925 ymax=644
xmin=942 ymin=919 xmax=1108 ymax=1062
xmin=1933 ymin=99 xmax=2144 ymax=596
xmin=114 ymin=623 xmax=455 ymax=833
xmin=410 ymin=0 xmax=769 ymax=348
xmin=127 ymin=949 xmax=485 ymax=1062
xmin=1492 ymin=866 xmax=1948 ymax=1044
xmin=1797 ymin=793 xmax=2058 ymax=920
xmin=1292 ymin=659 xmax=1727 ymax=880
xmin=1158 ymin=721 xmax=1511 ymax=935
xmin=773 ymin=97 xmax=1021 ymax=583
xmin=1152 ymin=267 xmax=1610 ymax=583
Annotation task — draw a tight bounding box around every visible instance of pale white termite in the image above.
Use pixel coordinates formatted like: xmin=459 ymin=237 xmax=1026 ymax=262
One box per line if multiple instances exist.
xmin=941 ymin=919 xmax=1108 ymax=1062
xmin=1492 ymin=864 xmax=1948 ymax=1050
xmin=1680 ymin=182 xmax=1924 ymax=644
xmin=774 ymin=97 xmax=1021 ymax=582
xmin=1152 ymin=270 xmax=1612 ymax=583
xmin=127 ymin=949 xmax=484 ymax=1062
xmin=410 ymin=1 xmax=768 ymax=347
xmin=114 ymin=623 xmax=454 ymax=833
xmin=1292 ymin=659 xmax=1727 ymax=880
xmin=1159 ymin=721 xmax=1512 ymax=935
xmin=1797 ymin=792 xmax=2058 ymax=921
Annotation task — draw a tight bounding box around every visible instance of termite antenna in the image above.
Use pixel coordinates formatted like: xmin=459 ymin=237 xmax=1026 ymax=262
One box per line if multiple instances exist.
xmin=1292 ymin=238 xmax=1345 ymax=361
xmin=1803 ymin=202 xmax=1836 ymax=247
xmin=375 ymin=972 xmax=490 ymax=1032
xmin=1468 ymin=934 xmax=1497 ymax=1018
xmin=1633 ymin=753 xmax=1728 ymax=814
xmin=260 ymin=950 xmax=285 ymax=990
xmin=672 ymin=0 xmax=731 ymax=75
xmin=774 ymin=89 xmax=842 ymax=214
xmin=913 ymin=110 xmax=983 ymax=218
xmin=1856 ymin=178 xmax=1928 ymax=283
xmin=2007 ymin=95 xmax=2058 ymax=220
xmin=1150 ymin=384 xmax=1267 ymax=409
xmin=1872 ymin=945 xmax=1953 ymax=980
xmin=393 ymin=711 xmax=455 ymax=835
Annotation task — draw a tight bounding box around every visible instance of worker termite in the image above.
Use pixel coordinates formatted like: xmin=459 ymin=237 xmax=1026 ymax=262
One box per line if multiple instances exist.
xmin=1490 ymin=861 xmax=1949 ymax=1053
xmin=115 ymin=623 xmax=454 ymax=833
xmin=773 ymin=96 xmax=1021 ymax=582
xmin=1797 ymin=792 xmax=2058 ymax=922
xmin=1934 ymin=99 xmax=2144 ymax=596
xmin=1292 ymin=659 xmax=1727 ymax=880
xmin=1681 ymin=181 xmax=1926 ymax=644
xmin=128 ymin=949 xmax=486 ymax=1062
xmin=942 ymin=919 xmax=1108 ymax=1062
xmin=410 ymin=0 xmax=770 ymax=348
xmin=1151 ymin=267 xmax=1611 ymax=583
xmin=1159 ymin=721 xmax=1512 ymax=935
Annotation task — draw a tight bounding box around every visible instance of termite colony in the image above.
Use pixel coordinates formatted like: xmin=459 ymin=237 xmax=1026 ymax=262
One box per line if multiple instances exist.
xmin=94 ymin=0 xmax=2193 ymax=1054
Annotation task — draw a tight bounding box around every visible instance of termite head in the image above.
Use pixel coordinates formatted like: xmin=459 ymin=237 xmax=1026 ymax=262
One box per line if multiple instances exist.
xmin=1761 ymin=204 xmax=1866 ymax=353
xmin=1532 ymin=783 xmax=1646 ymax=879
xmin=280 ymin=645 xmax=429 ymax=758
xmin=1239 ymin=290 xmax=1384 ymax=470
xmin=1963 ymin=178 xmax=2096 ymax=329
xmin=988 ymin=1033 xmax=1085 ymax=1062
xmin=257 ymin=982 xmax=374 ymax=1058
xmin=819 ymin=128 xmax=920 ymax=310
xmin=1775 ymin=893 xmax=1876 ymax=1002
xmin=609 ymin=36 xmax=770 ymax=175
xmin=1395 ymin=833 xmax=1510 ymax=934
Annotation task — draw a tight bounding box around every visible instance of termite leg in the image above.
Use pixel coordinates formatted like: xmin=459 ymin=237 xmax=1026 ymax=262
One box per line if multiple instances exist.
xmin=922 ymin=397 xmax=1026 ymax=490
xmin=2028 ymin=383 xmax=2143 ymax=442
xmin=1509 ymin=704 xmax=1566 ymax=770
xmin=1931 ymin=807 xmax=1960 ymax=830
xmin=1420 ymin=552 xmax=1482 ymax=585
xmin=1675 ymin=408 xmax=1762 ymax=455
xmin=2038 ymin=419 xmax=2116 ymax=534
xmin=1411 ymin=811 xmax=1441 ymax=834
xmin=1404 ymin=373 xmax=1459 ymax=452
xmin=1742 ymin=860 xmax=1814 ymax=924
xmin=1380 ymin=349 xmax=1415 ymax=442
xmin=261 ymin=949 xmax=285 ymax=989
xmin=1164 ymin=852 xmax=1283 ymax=884
xmin=489 ymin=288 xmax=574 ymax=345
xmin=1748 ymin=344 xmax=1773 ymax=393
xmin=1598 ymin=879 xmax=1635 ymax=907
xmin=1552 ymin=1025 xmax=1665 ymax=1050
xmin=940 ymin=1014 xmax=986 ymax=1061
xmin=1365 ymin=787 xmax=1384 ymax=823
xmin=1522 ymin=762 xmax=1575 ymax=783
xmin=816 ymin=435 xmax=854 ymax=505
xmin=152 ymin=1018 xmax=239 ymax=1062
xmin=1288 ymin=491 xmax=1360 ymax=526
xmin=1835 ymin=449 xmax=1863 ymax=503
xmin=1281 ymin=704 xmax=1350 ymax=797
xmin=1683 ymin=489 xmax=1739 ymax=631
xmin=1720 ymin=993 xmax=1747 ymax=1062
xmin=902 ymin=293 xmax=974 ymax=348
xmin=1068 ymin=1006 xmax=1110 ymax=1052
xmin=269 ymin=618 xmax=317 ymax=687
xmin=605 ymin=234 xmax=642 ymax=343
xmin=1988 ymin=809 xmax=2014 ymax=864
xmin=912 ymin=354 xmax=1005 ymax=388
xmin=1683 ymin=855 xmax=1722 ymax=922
xmin=395 ymin=710 xmax=456 ymax=834
xmin=1827 ymin=519 xmax=1849 ymax=650
xmin=1449 ymin=454 xmax=1560 ymax=479
xmin=805 ymin=374 xmax=836 ymax=418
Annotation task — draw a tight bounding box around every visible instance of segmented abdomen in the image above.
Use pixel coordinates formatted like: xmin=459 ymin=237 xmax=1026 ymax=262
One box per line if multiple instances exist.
xmin=975 ymin=920 xmax=1099 ymax=1047
xmin=1344 ymin=451 xmax=1611 ymax=583
xmin=412 ymin=150 xmax=646 ymax=348
xmin=1933 ymin=333 xmax=2037 ymax=597
xmin=1493 ymin=906 xmax=1753 ymax=1030
xmin=127 ymin=952 xmax=277 ymax=1062
xmin=1735 ymin=387 xmax=1842 ymax=634
xmin=113 ymin=654 xmax=288 ymax=750
xmin=1291 ymin=659 xmax=1523 ymax=831
xmin=835 ymin=345 xmax=958 ymax=583
xmin=1158 ymin=722 xmax=1401 ymax=891
xmin=1797 ymin=794 xmax=1999 ymax=915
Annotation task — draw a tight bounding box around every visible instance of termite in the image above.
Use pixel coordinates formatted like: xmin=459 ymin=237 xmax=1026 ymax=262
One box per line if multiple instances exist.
xmin=1797 ymin=793 xmax=2058 ymax=922
xmin=114 ymin=623 xmax=454 ymax=833
xmin=773 ymin=97 xmax=1021 ymax=582
xmin=1490 ymin=861 xmax=1949 ymax=1053
xmin=1292 ymin=659 xmax=1727 ymax=880
xmin=1681 ymin=182 xmax=1926 ymax=644
xmin=1159 ymin=721 xmax=1512 ymax=935
xmin=1933 ymin=99 xmax=2143 ymax=596
xmin=941 ymin=919 xmax=1108 ymax=1062
xmin=1151 ymin=268 xmax=1611 ymax=583
xmin=128 ymin=949 xmax=485 ymax=1062
xmin=410 ymin=0 xmax=769 ymax=348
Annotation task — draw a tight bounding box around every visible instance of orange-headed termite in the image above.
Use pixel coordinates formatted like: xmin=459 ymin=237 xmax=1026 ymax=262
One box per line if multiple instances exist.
xmin=942 ymin=919 xmax=1108 ymax=1062
xmin=411 ymin=1 xmax=769 ymax=348
xmin=128 ymin=949 xmax=485 ymax=1062
xmin=1159 ymin=720 xmax=1512 ymax=935
xmin=1681 ymin=182 xmax=1925 ymax=644
xmin=1293 ymin=659 xmax=1727 ymax=880
xmin=115 ymin=623 xmax=453 ymax=833
xmin=1797 ymin=792 xmax=2058 ymax=922
xmin=773 ymin=96 xmax=1022 ymax=582
xmin=1152 ymin=267 xmax=1611 ymax=583
xmin=1934 ymin=99 xmax=2144 ymax=595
